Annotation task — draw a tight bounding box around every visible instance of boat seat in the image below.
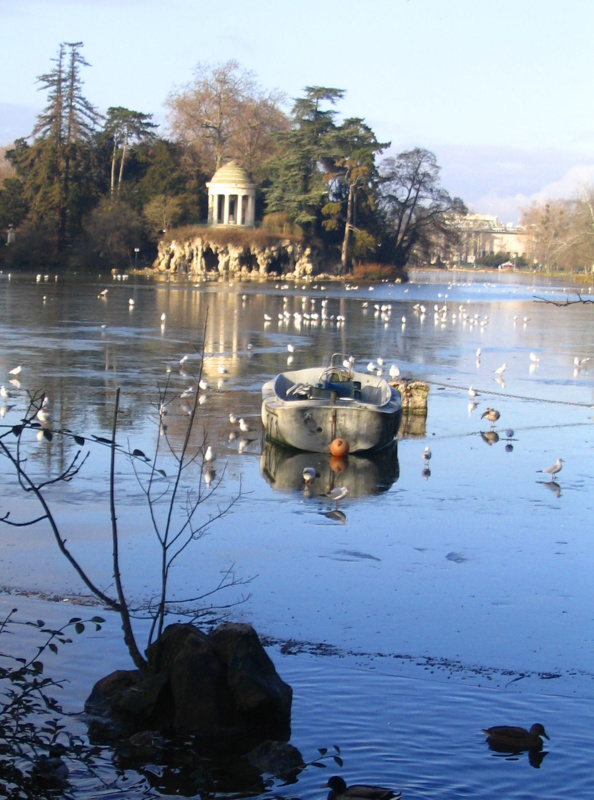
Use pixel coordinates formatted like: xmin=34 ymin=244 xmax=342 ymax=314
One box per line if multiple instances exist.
xmin=320 ymin=379 xmax=354 ymax=399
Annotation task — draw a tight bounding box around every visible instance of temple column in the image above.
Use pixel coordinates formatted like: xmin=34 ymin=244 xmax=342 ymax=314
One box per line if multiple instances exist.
xmin=223 ymin=193 xmax=230 ymax=225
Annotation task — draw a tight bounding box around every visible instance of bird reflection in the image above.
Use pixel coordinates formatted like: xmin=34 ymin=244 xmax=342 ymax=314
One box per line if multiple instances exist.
xmin=481 ymin=431 xmax=499 ymax=446
xmin=538 ymin=480 xmax=561 ymax=498
xmin=468 ymin=401 xmax=478 ymax=416
xmin=422 ymin=466 xmax=431 ymax=480
xmin=323 ymin=509 xmax=347 ymax=524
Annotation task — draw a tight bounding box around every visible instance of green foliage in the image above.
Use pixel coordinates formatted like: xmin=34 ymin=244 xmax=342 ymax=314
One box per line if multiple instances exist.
xmin=264 ymin=87 xmax=344 ymax=234
xmin=0 ymin=178 xmax=28 ymax=232
xmin=0 ymin=609 xmax=104 ymax=798
xmin=76 ymin=198 xmax=144 ymax=270
xmin=0 ymin=46 xmax=466 ymax=272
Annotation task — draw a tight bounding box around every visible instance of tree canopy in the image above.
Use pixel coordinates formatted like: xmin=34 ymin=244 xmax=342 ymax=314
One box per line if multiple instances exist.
xmin=0 ymin=47 xmax=483 ymax=274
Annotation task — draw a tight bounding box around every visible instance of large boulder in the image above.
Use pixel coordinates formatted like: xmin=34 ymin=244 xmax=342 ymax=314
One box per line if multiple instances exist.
xmin=85 ymin=622 xmax=292 ymax=753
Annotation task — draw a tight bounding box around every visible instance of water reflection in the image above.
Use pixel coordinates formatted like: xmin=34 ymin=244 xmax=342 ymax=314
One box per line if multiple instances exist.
xmin=538 ymin=480 xmax=562 ymax=498
xmin=259 ymin=439 xmax=399 ymax=498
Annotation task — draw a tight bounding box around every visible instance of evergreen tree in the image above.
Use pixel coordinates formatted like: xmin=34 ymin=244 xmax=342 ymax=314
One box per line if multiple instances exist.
xmin=28 ymin=42 xmax=102 ymax=256
xmin=323 ymin=117 xmax=388 ymax=273
xmin=264 ymin=87 xmax=344 ymax=236
xmin=103 ymin=107 xmax=157 ymax=196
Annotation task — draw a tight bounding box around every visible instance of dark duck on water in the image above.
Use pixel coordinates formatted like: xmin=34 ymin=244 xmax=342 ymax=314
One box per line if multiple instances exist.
xmin=324 ymin=776 xmax=401 ymax=800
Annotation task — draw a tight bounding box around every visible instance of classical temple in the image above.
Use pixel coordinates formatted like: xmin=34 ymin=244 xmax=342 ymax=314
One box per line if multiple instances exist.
xmin=206 ymin=161 xmax=256 ymax=227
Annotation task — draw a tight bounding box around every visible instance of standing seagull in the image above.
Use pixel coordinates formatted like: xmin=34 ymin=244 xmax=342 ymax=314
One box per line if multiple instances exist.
xmin=481 ymin=407 xmax=500 ymax=428
xmin=423 ymin=446 xmax=432 ymax=463
xmin=325 ymin=487 xmax=348 ymax=507
xmin=537 ymin=458 xmax=563 ymax=480
xmin=493 ymin=363 xmax=506 ymax=376
xmin=204 ymin=445 xmax=216 ymax=463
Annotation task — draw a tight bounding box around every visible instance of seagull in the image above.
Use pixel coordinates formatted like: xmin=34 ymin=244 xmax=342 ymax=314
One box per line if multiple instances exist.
xmin=239 ymin=418 xmax=253 ymax=433
xmin=505 ymin=428 xmax=514 ymax=439
xmin=302 ymin=466 xmax=316 ymax=484
xmin=537 ymin=458 xmax=563 ymax=480
xmin=476 ymin=347 xmax=481 ymax=360
xmin=493 ymin=363 xmax=506 ymax=376
xmin=36 ymin=407 xmax=52 ymax=425
xmin=468 ymin=386 xmax=478 ymax=399
xmin=573 ymin=356 xmax=590 ymax=369
xmin=389 ymin=364 xmax=400 ymax=380
xmin=160 ymin=312 xmax=166 ymax=322
xmin=423 ymin=446 xmax=431 ymax=462
xmin=8 ymin=366 xmax=21 ymax=376
xmin=204 ymin=445 xmax=215 ymax=463
xmin=481 ymin=407 xmax=500 ymax=427
xmin=0 ymin=385 xmax=12 ymax=401
xmin=325 ymin=487 xmax=348 ymax=507
xmin=287 ymin=343 xmax=295 ymax=353
xmin=229 ymin=413 xmax=238 ymax=425
xmin=529 ymin=352 xmax=540 ymax=363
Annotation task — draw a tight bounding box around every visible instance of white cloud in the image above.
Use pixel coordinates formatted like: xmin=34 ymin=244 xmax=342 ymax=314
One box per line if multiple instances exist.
xmin=475 ymin=165 xmax=594 ymax=224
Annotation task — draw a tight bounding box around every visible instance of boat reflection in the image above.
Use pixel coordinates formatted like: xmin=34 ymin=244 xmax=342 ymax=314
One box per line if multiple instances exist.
xmin=260 ymin=439 xmax=399 ymax=498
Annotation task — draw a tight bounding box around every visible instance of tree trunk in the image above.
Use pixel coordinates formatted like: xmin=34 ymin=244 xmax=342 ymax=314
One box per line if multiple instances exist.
xmin=117 ymin=130 xmax=129 ymax=194
xmin=341 ymin=180 xmax=356 ymax=274
xmin=110 ymin=136 xmax=117 ymax=196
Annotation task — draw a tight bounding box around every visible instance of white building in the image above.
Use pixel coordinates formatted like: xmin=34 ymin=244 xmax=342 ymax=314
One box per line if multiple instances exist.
xmin=206 ymin=161 xmax=256 ymax=227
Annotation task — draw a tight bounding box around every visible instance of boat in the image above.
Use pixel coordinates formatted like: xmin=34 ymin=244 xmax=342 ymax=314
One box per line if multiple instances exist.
xmin=261 ymin=353 xmax=401 ymax=453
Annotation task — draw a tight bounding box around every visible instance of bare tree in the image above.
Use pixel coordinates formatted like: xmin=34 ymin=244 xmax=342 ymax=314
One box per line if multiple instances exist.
xmin=378 ymin=148 xmax=465 ymax=268
xmin=0 ymin=326 xmax=248 ymax=673
xmin=166 ymin=59 xmax=287 ymax=180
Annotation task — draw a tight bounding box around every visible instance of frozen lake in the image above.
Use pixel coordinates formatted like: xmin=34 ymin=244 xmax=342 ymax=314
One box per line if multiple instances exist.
xmin=0 ymin=268 xmax=593 ymax=798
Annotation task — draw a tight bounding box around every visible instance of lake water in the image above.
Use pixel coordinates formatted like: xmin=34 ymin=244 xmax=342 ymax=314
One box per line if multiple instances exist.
xmin=0 ymin=269 xmax=593 ymax=798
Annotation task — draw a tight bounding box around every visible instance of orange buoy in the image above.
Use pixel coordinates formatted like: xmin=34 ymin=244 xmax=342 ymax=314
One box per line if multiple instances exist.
xmin=330 ymin=437 xmax=350 ymax=457
xmin=329 ymin=455 xmax=348 ymax=473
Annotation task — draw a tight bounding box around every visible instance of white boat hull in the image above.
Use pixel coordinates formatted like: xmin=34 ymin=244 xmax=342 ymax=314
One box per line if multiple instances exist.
xmin=261 ymin=365 xmax=401 ymax=453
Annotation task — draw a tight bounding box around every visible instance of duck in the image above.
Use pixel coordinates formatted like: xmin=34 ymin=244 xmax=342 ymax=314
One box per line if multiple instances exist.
xmin=481 ymin=407 xmax=500 ymax=427
xmin=482 ymin=723 xmax=549 ymax=751
xmin=324 ymin=776 xmax=401 ymax=800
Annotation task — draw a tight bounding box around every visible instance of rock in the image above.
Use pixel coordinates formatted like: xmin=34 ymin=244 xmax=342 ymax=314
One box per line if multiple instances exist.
xmin=85 ymin=622 xmax=292 ymax=754
xmin=153 ymin=231 xmax=318 ymax=278
xmin=210 ymin=622 xmax=293 ymax=740
xmin=245 ymin=740 xmax=304 ymax=780
xmin=394 ymin=379 xmax=429 ymax=415
xmin=85 ymin=669 xmax=143 ymax=717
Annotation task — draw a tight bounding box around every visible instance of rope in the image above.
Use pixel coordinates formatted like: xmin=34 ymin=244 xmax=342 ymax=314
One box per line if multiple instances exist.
xmin=423 ymin=379 xmax=594 ymax=408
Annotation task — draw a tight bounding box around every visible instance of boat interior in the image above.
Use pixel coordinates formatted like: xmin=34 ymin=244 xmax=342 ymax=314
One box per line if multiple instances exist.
xmin=274 ymin=366 xmax=391 ymax=406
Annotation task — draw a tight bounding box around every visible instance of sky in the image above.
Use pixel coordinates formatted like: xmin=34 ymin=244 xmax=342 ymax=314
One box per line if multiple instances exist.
xmin=1 ymin=0 xmax=593 ymax=223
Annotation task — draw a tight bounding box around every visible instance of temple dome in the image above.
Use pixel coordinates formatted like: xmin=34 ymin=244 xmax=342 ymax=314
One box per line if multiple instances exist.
xmin=208 ymin=161 xmax=254 ymax=188
xmin=206 ymin=161 xmax=256 ymax=227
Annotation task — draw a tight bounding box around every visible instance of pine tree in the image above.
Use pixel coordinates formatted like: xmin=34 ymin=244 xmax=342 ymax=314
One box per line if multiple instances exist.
xmin=31 ymin=42 xmax=102 ymax=255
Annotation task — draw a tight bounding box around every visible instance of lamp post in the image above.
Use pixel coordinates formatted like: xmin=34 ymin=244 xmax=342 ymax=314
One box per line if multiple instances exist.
xmin=134 ymin=247 xmax=140 ymax=270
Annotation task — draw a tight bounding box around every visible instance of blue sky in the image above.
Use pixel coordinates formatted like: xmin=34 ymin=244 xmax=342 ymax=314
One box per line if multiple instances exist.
xmin=1 ymin=0 xmax=593 ymax=222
